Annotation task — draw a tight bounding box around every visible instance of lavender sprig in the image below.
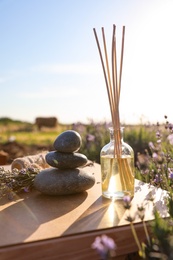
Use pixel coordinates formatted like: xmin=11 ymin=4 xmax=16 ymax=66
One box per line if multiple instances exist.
xmin=0 ymin=166 xmax=39 ymax=200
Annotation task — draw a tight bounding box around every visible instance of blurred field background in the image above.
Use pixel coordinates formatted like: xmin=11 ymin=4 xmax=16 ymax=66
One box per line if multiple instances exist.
xmin=0 ymin=117 xmax=157 ymax=165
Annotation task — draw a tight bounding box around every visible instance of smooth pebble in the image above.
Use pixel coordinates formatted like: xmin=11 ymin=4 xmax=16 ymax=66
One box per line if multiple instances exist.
xmin=54 ymin=130 xmax=82 ymax=153
xmin=34 ymin=168 xmax=95 ymax=195
xmin=45 ymin=151 xmax=88 ymax=169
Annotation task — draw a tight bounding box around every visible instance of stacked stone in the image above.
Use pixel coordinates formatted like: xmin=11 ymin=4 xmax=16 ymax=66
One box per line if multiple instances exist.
xmin=34 ymin=130 xmax=95 ymax=195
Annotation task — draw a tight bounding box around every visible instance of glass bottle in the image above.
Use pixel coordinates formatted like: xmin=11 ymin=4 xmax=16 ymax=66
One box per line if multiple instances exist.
xmin=100 ymin=127 xmax=135 ymax=200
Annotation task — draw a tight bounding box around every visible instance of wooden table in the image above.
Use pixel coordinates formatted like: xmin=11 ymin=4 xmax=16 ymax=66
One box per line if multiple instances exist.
xmin=0 ymin=163 xmax=168 ymax=260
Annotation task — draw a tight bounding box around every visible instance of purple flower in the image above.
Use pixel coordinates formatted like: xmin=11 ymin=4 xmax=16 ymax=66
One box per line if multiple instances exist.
xmin=154 ymin=174 xmax=162 ymax=183
xmin=91 ymin=235 xmax=116 ymax=259
xmin=156 ymin=131 xmax=161 ymax=138
xmin=19 ymin=169 xmax=26 ymax=175
xmin=86 ymin=134 xmax=95 ymax=142
xmin=149 ymin=142 xmax=155 ymax=150
xmin=123 ymin=195 xmax=132 ymax=209
xmin=143 ymin=169 xmax=150 ymax=175
xmin=167 ymin=134 xmax=173 ymax=145
xmin=24 ymin=187 xmax=30 ymax=192
xmin=168 ymin=168 xmax=173 ymax=179
xmin=169 ymin=172 xmax=173 ymax=179
xmin=152 ymin=152 xmax=158 ymax=159
xmin=168 ymin=123 xmax=173 ymax=131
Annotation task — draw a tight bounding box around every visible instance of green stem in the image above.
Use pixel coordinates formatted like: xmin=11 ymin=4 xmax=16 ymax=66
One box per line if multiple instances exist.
xmin=130 ymin=222 xmax=142 ymax=253
xmin=142 ymin=220 xmax=151 ymax=246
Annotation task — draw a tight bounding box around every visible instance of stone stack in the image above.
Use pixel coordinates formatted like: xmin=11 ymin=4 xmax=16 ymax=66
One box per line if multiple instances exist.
xmin=34 ymin=130 xmax=95 ymax=195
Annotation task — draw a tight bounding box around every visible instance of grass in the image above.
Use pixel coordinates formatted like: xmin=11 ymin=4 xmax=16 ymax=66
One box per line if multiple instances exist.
xmin=0 ymin=117 xmax=158 ymax=164
xmin=1 ymin=131 xmax=60 ymax=145
xmin=0 ymin=117 xmax=71 ymax=146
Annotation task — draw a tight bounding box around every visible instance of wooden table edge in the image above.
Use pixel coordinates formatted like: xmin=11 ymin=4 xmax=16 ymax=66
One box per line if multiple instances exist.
xmin=0 ymin=221 xmax=148 ymax=260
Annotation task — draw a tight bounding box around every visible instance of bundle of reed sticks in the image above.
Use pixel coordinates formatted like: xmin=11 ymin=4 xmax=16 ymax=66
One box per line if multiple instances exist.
xmin=93 ymin=25 xmax=134 ymax=192
xmin=93 ymin=24 xmax=124 ymax=157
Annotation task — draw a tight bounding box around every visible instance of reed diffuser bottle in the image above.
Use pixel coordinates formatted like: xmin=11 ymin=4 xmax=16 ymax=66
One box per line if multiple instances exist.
xmin=94 ymin=25 xmax=134 ymax=199
xmin=101 ymin=127 xmax=135 ymax=200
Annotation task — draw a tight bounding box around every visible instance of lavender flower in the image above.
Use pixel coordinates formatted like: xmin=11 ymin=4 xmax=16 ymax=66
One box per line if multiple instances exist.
xmin=154 ymin=174 xmax=162 ymax=184
xmin=91 ymin=234 xmax=116 ymax=259
xmin=137 ymin=204 xmax=145 ymax=221
xmin=167 ymin=134 xmax=173 ymax=145
xmin=19 ymin=169 xmax=26 ymax=175
xmin=168 ymin=168 xmax=173 ymax=179
xmin=125 ymin=214 xmax=135 ymax=223
xmin=23 ymin=187 xmax=30 ymax=192
xmin=152 ymin=152 xmax=158 ymax=160
xmin=149 ymin=142 xmax=155 ymax=150
xmin=123 ymin=195 xmax=132 ymax=209
xmin=86 ymin=134 xmax=95 ymax=142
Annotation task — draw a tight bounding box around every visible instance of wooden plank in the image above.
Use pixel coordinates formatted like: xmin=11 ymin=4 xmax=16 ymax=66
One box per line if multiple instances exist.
xmin=0 ymin=222 xmax=147 ymax=260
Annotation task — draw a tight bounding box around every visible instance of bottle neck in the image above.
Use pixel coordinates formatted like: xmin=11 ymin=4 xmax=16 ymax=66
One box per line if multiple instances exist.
xmin=109 ymin=127 xmax=124 ymax=143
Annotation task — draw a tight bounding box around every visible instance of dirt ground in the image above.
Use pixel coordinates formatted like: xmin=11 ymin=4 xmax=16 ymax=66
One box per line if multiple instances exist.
xmin=0 ymin=141 xmax=53 ymax=165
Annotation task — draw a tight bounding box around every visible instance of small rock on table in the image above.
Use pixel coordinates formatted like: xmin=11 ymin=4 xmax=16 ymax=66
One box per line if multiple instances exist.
xmin=34 ymin=168 xmax=95 ymax=195
xmin=45 ymin=151 xmax=88 ymax=169
xmin=53 ymin=130 xmax=82 ymax=153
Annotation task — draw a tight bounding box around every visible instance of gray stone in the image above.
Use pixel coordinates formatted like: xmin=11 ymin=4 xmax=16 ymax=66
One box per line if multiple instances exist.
xmin=53 ymin=130 xmax=82 ymax=153
xmin=34 ymin=168 xmax=95 ymax=195
xmin=45 ymin=151 xmax=88 ymax=169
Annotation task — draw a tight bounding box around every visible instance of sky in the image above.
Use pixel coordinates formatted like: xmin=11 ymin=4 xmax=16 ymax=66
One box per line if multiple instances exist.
xmin=0 ymin=0 xmax=173 ymax=125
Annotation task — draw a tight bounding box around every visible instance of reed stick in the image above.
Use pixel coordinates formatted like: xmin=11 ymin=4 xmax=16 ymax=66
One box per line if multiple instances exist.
xmin=93 ymin=28 xmax=114 ymax=123
xmin=119 ymin=26 xmax=125 ymax=99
